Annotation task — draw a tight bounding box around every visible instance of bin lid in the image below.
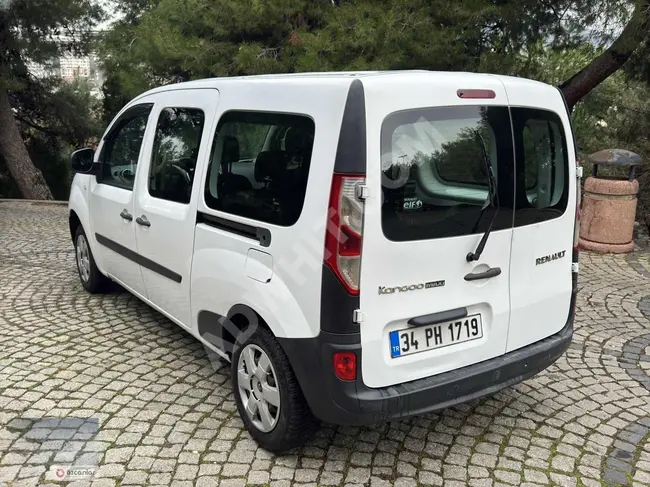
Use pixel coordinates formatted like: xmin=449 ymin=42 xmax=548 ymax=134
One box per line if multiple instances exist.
xmin=588 ymin=149 xmax=642 ymax=167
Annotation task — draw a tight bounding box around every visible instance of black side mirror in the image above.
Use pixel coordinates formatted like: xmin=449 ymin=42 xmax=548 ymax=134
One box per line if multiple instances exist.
xmin=70 ymin=148 xmax=96 ymax=174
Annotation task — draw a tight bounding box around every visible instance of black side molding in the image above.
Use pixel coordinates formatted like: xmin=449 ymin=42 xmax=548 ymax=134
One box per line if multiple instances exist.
xmin=197 ymin=212 xmax=271 ymax=247
xmin=408 ymin=307 xmax=468 ymax=327
xmin=95 ymin=233 xmax=182 ymax=283
xmin=333 ymin=79 xmax=366 ymax=174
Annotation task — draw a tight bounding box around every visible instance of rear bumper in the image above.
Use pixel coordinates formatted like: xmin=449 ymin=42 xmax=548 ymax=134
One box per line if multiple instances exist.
xmin=279 ymin=291 xmax=575 ymax=426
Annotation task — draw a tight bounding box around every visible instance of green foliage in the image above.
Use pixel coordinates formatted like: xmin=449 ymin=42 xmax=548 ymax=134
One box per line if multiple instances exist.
xmin=513 ymin=41 xmax=650 ymax=213
xmin=14 ymin=76 xmax=103 ymax=146
xmin=1 ymin=75 xmax=104 ymax=198
xmin=0 ymin=0 xmax=104 ymax=199
xmin=99 ymin=0 xmax=633 ymax=104
xmin=27 ymin=134 xmax=72 ymax=200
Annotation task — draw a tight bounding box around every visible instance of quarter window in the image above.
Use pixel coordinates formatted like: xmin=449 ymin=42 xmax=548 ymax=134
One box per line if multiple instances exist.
xmin=100 ymin=104 xmax=152 ymax=190
xmin=149 ymin=107 xmax=205 ymax=204
xmin=204 ymin=111 xmax=315 ymax=226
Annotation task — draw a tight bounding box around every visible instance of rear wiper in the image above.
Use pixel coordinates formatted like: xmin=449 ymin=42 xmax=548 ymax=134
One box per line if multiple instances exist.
xmin=466 ymin=131 xmax=499 ymax=262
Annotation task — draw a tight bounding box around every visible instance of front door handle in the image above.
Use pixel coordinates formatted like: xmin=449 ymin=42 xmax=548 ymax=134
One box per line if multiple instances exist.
xmin=464 ymin=266 xmax=501 ymax=281
xmin=135 ymin=215 xmax=151 ymax=227
xmin=119 ymin=209 xmax=133 ymax=221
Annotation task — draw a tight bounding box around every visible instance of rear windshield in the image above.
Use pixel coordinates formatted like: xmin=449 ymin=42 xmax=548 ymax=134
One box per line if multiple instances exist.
xmin=380 ymin=105 xmax=569 ymax=242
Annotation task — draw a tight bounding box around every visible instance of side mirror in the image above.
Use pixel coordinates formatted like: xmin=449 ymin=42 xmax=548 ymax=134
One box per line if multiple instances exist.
xmin=70 ymin=148 xmax=96 ymax=174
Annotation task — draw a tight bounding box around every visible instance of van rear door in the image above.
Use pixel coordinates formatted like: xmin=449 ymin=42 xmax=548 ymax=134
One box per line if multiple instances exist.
xmin=502 ymin=81 xmax=577 ymax=352
xmin=359 ymin=75 xmax=515 ymax=388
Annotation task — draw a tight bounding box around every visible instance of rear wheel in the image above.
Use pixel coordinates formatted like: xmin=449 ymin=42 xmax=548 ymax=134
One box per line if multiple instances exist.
xmin=74 ymin=226 xmax=108 ymax=293
xmin=231 ymin=326 xmax=317 ymax=452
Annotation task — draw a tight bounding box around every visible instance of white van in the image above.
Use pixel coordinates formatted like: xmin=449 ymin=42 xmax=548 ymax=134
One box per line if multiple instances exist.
xmin=68 ymin=71 xmax=579 ymax=452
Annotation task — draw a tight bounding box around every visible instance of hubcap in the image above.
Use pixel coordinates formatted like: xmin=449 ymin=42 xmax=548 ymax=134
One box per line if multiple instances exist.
xmin=237 ymin=344 xmax=280 ymax=433
xmin=76 ymin=234 xmax=91 ymax=283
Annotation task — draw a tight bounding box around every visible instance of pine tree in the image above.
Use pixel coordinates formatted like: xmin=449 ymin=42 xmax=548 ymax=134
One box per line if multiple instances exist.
xmin=0 ymin=0 xmax=102 ymax=199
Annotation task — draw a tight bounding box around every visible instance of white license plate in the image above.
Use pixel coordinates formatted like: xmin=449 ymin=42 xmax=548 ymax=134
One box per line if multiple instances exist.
xmin=389 ymin=314 xmax=483 ymax=358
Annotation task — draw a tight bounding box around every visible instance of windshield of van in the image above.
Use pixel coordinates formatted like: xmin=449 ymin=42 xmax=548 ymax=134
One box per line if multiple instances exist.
xmin=380 ymin=105 xmax=569 ymax=242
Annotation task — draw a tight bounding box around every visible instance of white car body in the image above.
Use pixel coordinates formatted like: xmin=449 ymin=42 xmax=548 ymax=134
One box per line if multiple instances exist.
xmin=68 ymin=70 xmax=578 ymax=444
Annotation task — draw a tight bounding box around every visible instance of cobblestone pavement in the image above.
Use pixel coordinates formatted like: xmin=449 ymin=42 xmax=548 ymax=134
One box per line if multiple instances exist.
xmin=2 ymin=200 xmax=650 ymax=487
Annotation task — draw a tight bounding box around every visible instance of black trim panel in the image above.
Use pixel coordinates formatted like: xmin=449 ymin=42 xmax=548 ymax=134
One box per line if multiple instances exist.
xmin=196 ymin=212 xmax=271 ymax=247
xmin=319 ymin=264 xmax=359 ymax=334
xmin=280 ymin=289 xmax=576 ymax=426
xmin=197 ymin=305 xmax=266 ymax=357
xmin=197 ymin=310 xmax=234 ymax=355
xmin=408 ymin=307 xmax=468 ymax=327
xmin=333 ymin=79 xmax=366 ymax=174
xmin=95 ymin=233 xmax=182 ymax=283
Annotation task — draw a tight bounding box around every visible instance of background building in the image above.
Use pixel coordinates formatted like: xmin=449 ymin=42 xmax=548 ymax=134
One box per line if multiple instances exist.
xmin=27 ymin=34 xmax=104 ymax=98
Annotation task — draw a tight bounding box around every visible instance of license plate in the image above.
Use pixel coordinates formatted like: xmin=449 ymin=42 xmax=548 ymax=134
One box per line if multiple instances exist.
xmin=389 ymin=314 xmax=483 ymax=358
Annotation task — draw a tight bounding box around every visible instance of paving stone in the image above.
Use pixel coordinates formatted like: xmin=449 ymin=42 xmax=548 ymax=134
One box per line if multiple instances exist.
xmin=419 ymin=470 xmax=443 ymax=486
xmin=121 ymin=470 xmax=148 ymax=485
xmin=551 ymin=455 xmax=576 ymax=473
xmin=494 ymin=470 xmax=521 ymax=485
xmin=524 ymin=469 xmax=549 ymax=484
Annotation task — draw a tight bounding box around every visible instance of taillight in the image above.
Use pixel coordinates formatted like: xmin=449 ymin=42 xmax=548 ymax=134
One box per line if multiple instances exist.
xmin=333 ymin=352 xmax=357 ymax=381
xmin=324 ymin=173 xmax=365 ymax=295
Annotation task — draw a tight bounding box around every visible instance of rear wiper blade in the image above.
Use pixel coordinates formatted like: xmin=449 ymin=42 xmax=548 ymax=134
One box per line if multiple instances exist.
xmin=466 ymin=131 xmax=499 ymax=263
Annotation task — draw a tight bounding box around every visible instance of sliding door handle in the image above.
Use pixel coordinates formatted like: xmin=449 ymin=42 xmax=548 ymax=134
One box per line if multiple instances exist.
xmin=119 ymin=209 xmax=133 ymax=221
xmin=464 ymin=267 xmax=501 ymax=281
xmin=135 ymin=215 xmax=151 ymax=227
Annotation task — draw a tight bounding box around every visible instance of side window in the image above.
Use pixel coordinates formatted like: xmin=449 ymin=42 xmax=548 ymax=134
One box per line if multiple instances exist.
xmin=149 ymin=107 xmax=205 ymax=204
xmin=512 ymin=107 xmax=568 ymax=225
xmin=100 ymin=105 xmax=152 ymax=190
xmin=204 ymin=111 xmax=315 ymax=226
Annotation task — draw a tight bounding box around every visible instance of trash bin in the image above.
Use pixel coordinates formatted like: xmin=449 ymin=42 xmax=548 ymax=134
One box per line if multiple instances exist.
xmin=579 ymin=149 xmax=641 ymax=253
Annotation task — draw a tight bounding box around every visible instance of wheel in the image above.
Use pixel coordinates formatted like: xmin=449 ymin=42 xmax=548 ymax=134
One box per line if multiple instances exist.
xmin=231 ymin=326 xmax=318 ymax=452
xmin=74 ymin=226 xmax=108 ymax=293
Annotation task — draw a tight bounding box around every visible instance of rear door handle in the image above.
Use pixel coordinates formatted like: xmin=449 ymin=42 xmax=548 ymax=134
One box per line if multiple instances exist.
xmin=135 ymin=215 xmax=151 ymax=227
xmin=464 ymin=266 xmax=501 ymax=281
xmin=119 ymin=209 xmax=133 ymax=221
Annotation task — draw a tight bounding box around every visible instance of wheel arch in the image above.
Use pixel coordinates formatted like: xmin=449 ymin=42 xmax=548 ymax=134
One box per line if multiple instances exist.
xmin=69 ymin=209 xmax=82 ymax=242
xmin=68 ymin=181 xmax=105 ymax=274
xmin=197 ymin=303 xmax=273 ymax=360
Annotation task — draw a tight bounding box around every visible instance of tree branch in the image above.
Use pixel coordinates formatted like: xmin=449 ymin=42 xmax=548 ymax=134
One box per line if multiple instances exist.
xmin=559 ymin=0 xmax=650 ymax=110
xmin=15 ymin=115 xmax=64 ymax=137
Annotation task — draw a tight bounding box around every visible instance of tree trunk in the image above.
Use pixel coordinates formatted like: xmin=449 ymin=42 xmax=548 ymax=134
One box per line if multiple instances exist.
xmin=0 ymin=87 xmax=53 ymax=200
xmin=560 ymin=0 xmax=650 ymax=110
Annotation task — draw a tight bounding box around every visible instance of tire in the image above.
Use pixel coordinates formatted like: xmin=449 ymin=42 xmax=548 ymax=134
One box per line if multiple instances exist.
xmin=231 ymin=326 xmax=318 ymax=452
xmin=74 ymin=226 xmax=108 ymax=293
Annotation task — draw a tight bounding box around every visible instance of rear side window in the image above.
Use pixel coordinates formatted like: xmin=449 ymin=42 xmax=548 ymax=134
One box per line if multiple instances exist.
xmin=511 ymin=107 xmax=568 ymax=226
xmin=381 ymin=106 xmax=514 ymax=242
xmin=204 ymin=111 xmax=315 ymax=226
xmin=149 ymin=107 xmax=205 ymax=204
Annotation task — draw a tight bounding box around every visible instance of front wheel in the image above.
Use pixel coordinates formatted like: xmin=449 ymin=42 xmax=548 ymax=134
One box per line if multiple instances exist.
xmin=74 ymin=226 xmax=108 ymax=293
xmin=231 ymin=326 xmax=317 ymax=452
